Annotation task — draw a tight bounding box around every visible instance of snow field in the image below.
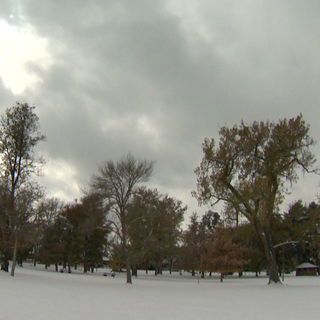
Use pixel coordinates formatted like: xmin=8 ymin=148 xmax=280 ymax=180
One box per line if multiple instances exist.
xmin=0 ymin=265 xmax=319 ymax=320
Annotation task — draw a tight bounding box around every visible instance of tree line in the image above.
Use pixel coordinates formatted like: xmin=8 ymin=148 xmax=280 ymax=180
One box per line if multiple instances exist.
xmin=0 ymin=102 xmax=186 ymax=284
xmin=0 ymin=102 xmax=319 ymax=285
xmin=180 ymin=200 xmax=320 ymax=282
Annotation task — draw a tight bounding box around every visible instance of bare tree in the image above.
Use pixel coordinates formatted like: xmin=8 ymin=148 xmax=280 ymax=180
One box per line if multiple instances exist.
xmin=90 ymin=153 xmax=154 ymax=284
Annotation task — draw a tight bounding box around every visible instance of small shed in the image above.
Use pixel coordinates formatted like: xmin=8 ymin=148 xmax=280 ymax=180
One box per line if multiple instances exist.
xmin=295 ymin=262 xmax=318 ymax=276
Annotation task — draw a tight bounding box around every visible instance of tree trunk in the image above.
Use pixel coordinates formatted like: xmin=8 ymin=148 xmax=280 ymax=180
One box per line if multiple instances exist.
xmin=132 ymin=264 xmax=137 ymax=277
xmin=220 ymin=273 xmax=224 ymax=282
xmin=255 ymin=221 xmax=280 ymax=284
xmin=10 ymin=233 xmax=18 ymax=277
xmin=121 ymin=223 xmax=132 ymax=284
xmin=265 ymin=243 xmax=280 ymax=283
xmin=83 ymin=259 xmax=88 ymax=273
xmin=169 ymin=258 xmax=173 ymax=274
xmin=126 ymin=262 xmax=132 ymax=283
xmin=123 ymin=245 xmax=132 ymax=284
xmin=1 ymin=218 xmax=11 ymax=272
xmin=1 ymin=250 xmax=9 ymax=272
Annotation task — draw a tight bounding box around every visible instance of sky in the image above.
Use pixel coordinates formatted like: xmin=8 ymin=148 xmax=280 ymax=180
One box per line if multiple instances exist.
xmin=0 ymin=0 xmax=320 ymax=220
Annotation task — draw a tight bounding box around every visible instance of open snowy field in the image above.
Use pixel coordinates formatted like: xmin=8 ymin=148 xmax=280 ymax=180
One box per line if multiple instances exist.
xmin=0 ymin=265 xmax=319 ymax=320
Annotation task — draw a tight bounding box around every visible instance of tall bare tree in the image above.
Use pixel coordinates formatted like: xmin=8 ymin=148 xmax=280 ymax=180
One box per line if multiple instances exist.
xmin=0 ymin=102 xmax=46 ymax=276
xmin=193 ymin=114 xmax=317 ymax=284
xmin=90 ymin=153 xmax=154 ymax=284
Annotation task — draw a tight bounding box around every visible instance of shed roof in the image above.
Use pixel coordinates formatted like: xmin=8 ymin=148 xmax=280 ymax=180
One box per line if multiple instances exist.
xmin=296 ymin=262 xmax=318 ymax=269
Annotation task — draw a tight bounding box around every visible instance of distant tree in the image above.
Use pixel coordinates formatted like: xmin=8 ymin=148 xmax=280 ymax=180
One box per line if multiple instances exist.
xmin=201 ymin=226 xmax=248 ymax=282
xmin=60 ymin=203 xmax=85 ymax=271
xmin=40 ymin=214 xmax=67 ymax=271
xmin=193 ymin=115 xmax=317 ymax=283
xmin=283 ymin=200 xmax=320 ymax=266
xmin=180 ymin=213 xmax=203 ymax=276
xmin=0 ymin=102 xmax=46 ymax=276
xmin=60 ymin=194 xmax=109 ymax=273
xmin=39 ymin=195 xmax=109 ymax=273
xmin=126 ymin=187 xmax=161 ymax=273
xmin=32 ymin=197 xmax=64 ymax=266
xmin=80 ymin=193 xmax=110 ymax=272
xmin=90 ymin=153 xmax=154 ymax=284
xmin=231 ymin=222 xmax=265 ymax=276
xmin=180 ymin=211 xmax=220 ymax=276
xmin=302 ymin=202 xmax=320 ymax=266
xmin=127 ymin=187 xmax=186 ymax=275
xmin=201 ymin=210 xmax=220 ymax=238
xmin=108 ymin=242 xmax=125 ymax=271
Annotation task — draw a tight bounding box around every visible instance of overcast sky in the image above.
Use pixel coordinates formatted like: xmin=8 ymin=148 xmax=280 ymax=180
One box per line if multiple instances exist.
xmin=0 ymin=0 xmax=320 ymax=220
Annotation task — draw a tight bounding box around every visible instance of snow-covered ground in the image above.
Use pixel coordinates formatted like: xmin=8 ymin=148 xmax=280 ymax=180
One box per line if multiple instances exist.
xmin=0 ymin=264 xmax=319 ymax=320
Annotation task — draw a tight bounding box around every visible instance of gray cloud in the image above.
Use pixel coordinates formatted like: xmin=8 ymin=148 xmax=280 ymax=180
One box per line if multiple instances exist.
xmin=1 ymin=0 xmax=320 ymax=217
xmin=0 ymin=80 xmax=14 ymax=106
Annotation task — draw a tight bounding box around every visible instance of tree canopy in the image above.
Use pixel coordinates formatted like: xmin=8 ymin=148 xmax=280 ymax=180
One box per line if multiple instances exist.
xmin=193 ymin=114 xmax=318 ymax=283
xmin=127 ymin=187 xmax=186 ymax=274
xmin=90 ymin=153 xmax=154 ymax=284
xmin=0 ymin=102 xmax=46 ymax=276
